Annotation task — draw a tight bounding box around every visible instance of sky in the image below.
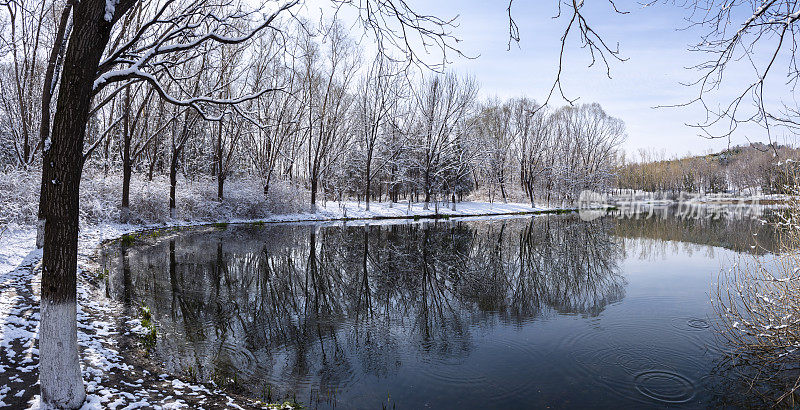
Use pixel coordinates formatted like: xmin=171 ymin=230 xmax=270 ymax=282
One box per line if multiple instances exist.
xmin=297 ymin=0 xmax=798 ymax=157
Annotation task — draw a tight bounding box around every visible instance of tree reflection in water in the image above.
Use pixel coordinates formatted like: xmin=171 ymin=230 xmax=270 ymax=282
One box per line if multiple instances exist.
xmin=103 ymin=216 xmax=625 ymax=404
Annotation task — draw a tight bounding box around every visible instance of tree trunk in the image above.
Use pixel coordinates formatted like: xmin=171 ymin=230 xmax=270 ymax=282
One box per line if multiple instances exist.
xmin=423 ymin=170 xmax=430 ymax=210
xmin=310 ymin=176 xmax=318 ymax=212
xmin=35 ymin=4 xmax=72 ymax=249
xmin=148 ymin=153 xmax=156 ymax=181
xmin=39 ymin=0 xmax=115 ymax=406
xmin=499 ymin=176 xmax=508 ymax=203
xmin=529 ymin=186 xmax=535 ymax=208
xmin=263 ymin=168 xmax=273 ymax=199
xmin=170 ymin=150 xmax=178 ymax=219
xmin=217 ymin=173 xmax=224 ymax=200
xmin=364 ymin=176 xmax=370 ymax=211
xmin=216 ymin=120 xmax=224 ymax=200
xmin=121 ymin=86 xmax=131 ymax=222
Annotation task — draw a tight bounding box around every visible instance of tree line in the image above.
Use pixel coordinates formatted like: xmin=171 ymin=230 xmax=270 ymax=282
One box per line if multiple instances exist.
xmin=0 ymin=4 xmax=628 ymax=218
xmin=615 ymin=144 xmax=800 ymax=196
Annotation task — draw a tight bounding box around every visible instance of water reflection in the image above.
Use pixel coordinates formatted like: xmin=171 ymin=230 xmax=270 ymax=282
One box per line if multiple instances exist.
xmin=612 ymin=205 xmax=781 ymax=261
xmin=102 ymin=209 xmax=779 ymax=408
xmin=104 ymin=217 xmax=624 ymax=404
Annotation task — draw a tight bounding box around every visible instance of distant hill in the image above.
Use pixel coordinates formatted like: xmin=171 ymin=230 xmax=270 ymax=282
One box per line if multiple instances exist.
xmin=616 ymin=143 xmax=800 ymax=194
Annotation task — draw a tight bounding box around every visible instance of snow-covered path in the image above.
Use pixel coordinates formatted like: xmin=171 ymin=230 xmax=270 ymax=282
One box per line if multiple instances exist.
xmin=0 ymin=201 xmax=554 ymax=408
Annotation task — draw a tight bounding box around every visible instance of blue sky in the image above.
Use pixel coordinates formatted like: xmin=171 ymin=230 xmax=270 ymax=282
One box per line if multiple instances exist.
xmin=300 ymin=0 xmax=796 ymax=157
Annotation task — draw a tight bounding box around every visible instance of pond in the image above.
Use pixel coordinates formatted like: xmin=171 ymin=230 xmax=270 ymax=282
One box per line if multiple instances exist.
xmin=101 ymin=207 xmax=780 ymax=408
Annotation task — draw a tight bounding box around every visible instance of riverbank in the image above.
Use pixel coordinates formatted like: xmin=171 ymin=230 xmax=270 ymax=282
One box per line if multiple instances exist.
xmin=0 ymin=200 xmax=558 ymax=409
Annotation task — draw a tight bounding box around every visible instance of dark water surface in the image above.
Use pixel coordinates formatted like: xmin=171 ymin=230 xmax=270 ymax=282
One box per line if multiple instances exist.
xmin=102 ymin=210 xmax=779 ymax=408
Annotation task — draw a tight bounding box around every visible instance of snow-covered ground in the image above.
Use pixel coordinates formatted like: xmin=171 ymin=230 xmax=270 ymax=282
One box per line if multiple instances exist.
xmin=268 ymin=200 xmax=549 ymax=221
xmin=0 ymin=200 xmax=552 ymax=409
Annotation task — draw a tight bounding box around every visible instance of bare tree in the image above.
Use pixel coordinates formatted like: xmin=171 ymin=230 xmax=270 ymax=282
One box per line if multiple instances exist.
xmin=410 ymin=72 xmax=477 ymax=209
xmin=0 ymin=0 xmax=50 ymax=167
xmin=514 ymin=98 xmax=550 ymax=207
xmin=474 ymin=98 xmax=515 ymax=203
xmin=303 ymin=19 xmax=359 ymax=211
xmin=246 ymin=29 xmax=305 ymax=196
xmin=655 ymin=0 xmax=800 ymax=145
xmin=120 ymin=84 xmax=158 ymax=221
xmin=355 ymin=54 xmax=406 ymax=210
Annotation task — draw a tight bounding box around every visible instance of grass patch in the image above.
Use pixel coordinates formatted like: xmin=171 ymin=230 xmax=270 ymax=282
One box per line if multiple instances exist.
xmin=120 ymin=233 xmax=136 ymax=246
xmin=183 ymin=365 xmax=199 ymax=383
xmin=138 ymin=305 xmax=157 ymax=351
xmin=211 ymin=222 xmax=229 ymax=229
xmin=253 ymin=383 xmax=305 ymax=409
xmin=145 ymin=228 xmax=178 ymax=239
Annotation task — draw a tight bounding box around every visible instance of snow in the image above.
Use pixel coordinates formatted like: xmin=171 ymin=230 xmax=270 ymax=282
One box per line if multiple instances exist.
xmin=264 ymin=200 xmax=548 ymax=222
xmin=0 ymin=226 xmax=36 ymax=277
xmin=104 ymin=0 xmax=119 ymax=22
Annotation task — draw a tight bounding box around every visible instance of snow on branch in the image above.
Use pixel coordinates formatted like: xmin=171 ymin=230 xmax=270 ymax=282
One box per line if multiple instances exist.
xmin=92 ymin=0 xmax=299 ymax=120
xmin=134 ymin=70 xmax=281 ymax=121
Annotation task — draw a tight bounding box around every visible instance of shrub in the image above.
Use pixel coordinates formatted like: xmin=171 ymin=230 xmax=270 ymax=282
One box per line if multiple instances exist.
xmin=714 ymin=185 xmax=800 ymax=405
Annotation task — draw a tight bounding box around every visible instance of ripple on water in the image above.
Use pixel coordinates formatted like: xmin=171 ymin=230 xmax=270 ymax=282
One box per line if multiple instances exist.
xmin=417 ymin=333 xmax=548 ymax=402
xmin=556 ymin=319 xmax=709 ymax=405
xmin=219 ymin=341 xmax=257 ymax=378
xmin=418 ymin=365 xmax=489 ymax=388
xmin=670 ymin=316 xmax=711 ymax=332
xmin=634 ymin=370 xmax=696 ymax=404
xmin=570 ymin=345 xmax=702 ymax=405
xmin=667 ymin=316 xmax=727 ymax=356
xmin=480 ymin=335 xmax=553 ymax=402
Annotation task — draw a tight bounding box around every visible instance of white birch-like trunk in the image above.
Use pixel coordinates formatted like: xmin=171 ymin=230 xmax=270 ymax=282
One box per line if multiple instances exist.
xmin=39 ymin=298 xmax=85 ymax=408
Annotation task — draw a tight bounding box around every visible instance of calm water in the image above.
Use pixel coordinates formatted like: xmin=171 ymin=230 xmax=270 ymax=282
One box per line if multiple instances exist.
xmin=102 ymin=209 xmax=779 ymax=408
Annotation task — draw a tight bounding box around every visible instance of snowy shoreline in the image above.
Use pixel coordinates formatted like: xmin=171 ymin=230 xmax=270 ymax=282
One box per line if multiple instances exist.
xmin=2 ymin=201 xmax=558 ymax=276
xmin=0 ymin=200 xmax=565 ymax=409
